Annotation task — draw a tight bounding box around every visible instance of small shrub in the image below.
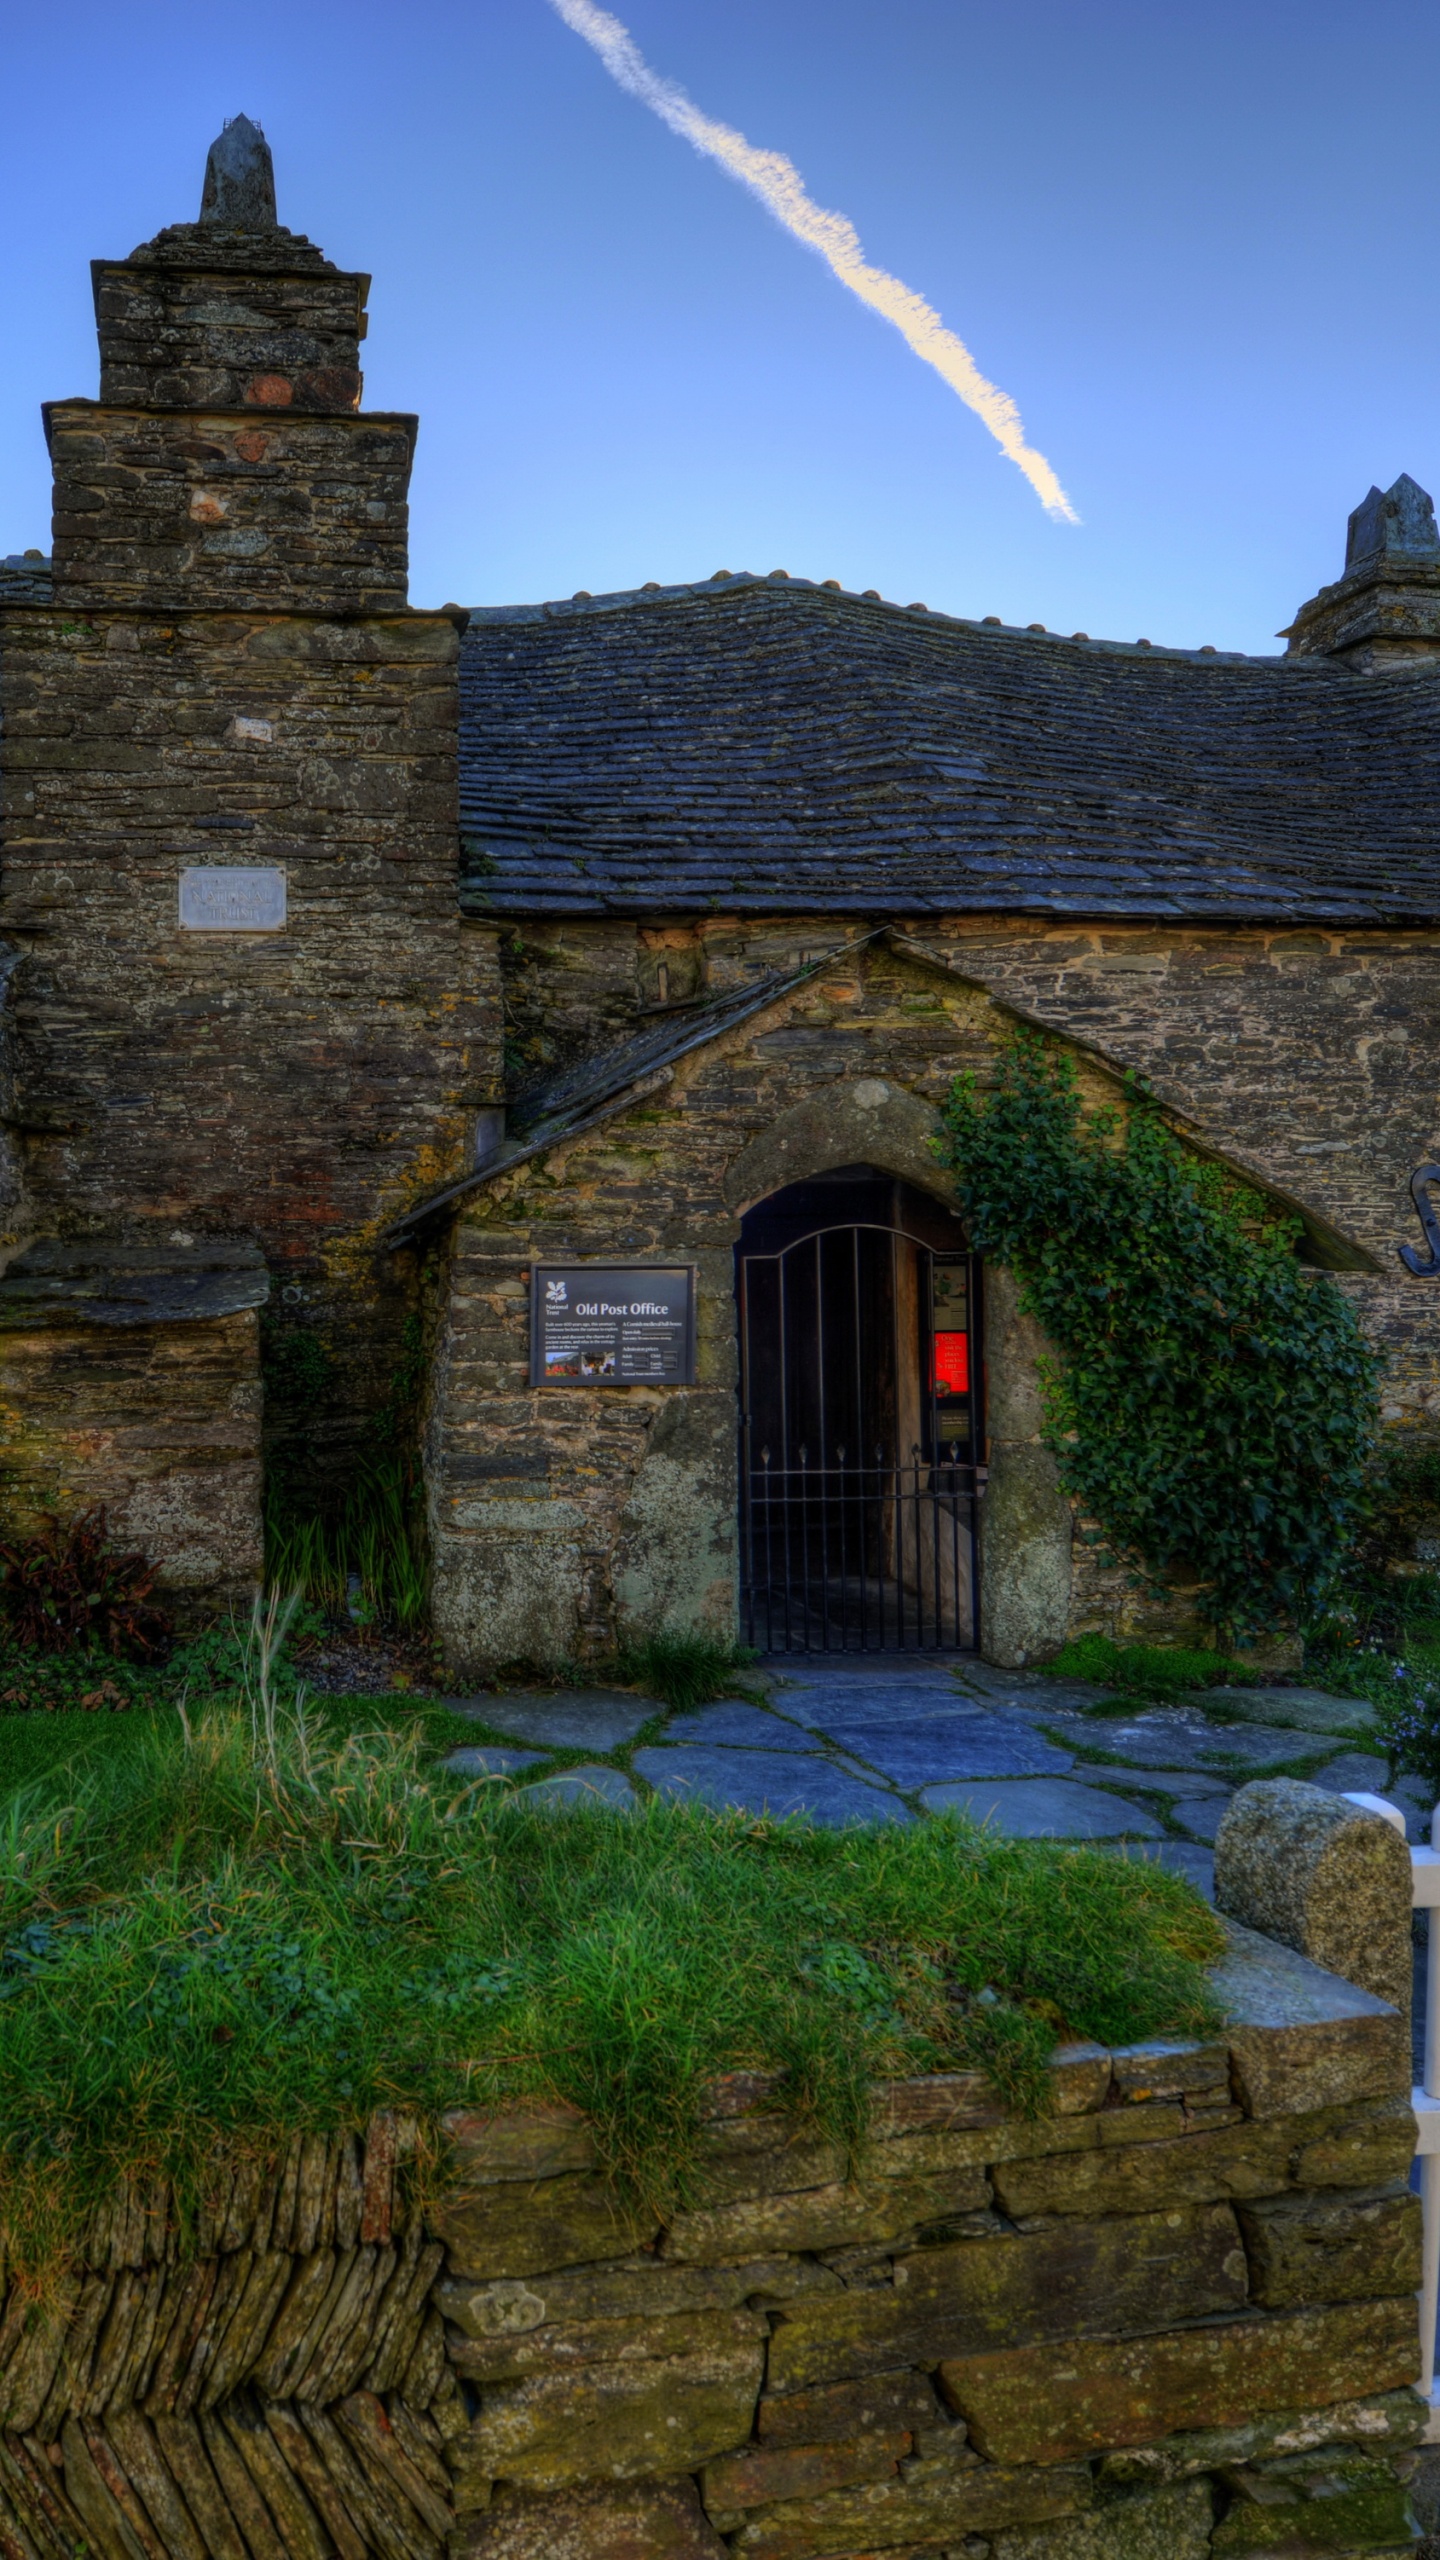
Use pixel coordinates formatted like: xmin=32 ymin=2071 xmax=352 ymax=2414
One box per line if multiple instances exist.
xmin=0 ymin=1511 xmax=172 ymax=1660
xmin=1047 ymin=1632 xmax=1257 ymax=1700
xmin=1370 ymin=1665 xmax=1440 ymax=1805
xmin=938 ymin=1033 xmax=1380 ymax=1636
xmin=613 ymin=1628 xmax=761 ymax=1714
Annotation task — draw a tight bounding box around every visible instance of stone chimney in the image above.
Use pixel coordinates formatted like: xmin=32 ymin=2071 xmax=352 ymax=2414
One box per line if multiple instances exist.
xmin=49 ymin=118 xmax=412 ymax=616
xmin=1282 ymin=473 xmax=1440 ymax=668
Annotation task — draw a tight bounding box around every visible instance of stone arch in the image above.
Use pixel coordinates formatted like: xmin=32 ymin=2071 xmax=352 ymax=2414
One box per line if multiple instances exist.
xmin=723 ymin=1079 xmax=956 ymax=1215
xmin=721 ymin=1077 xmax=1072 ymax=1671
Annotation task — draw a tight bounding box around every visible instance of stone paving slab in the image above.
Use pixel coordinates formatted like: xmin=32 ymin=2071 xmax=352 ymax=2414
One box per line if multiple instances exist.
xmin=1192 ymin=1685 xmax=1377 ymax=1736
xmin=1308 ymin=1752 xmax=1392 ymax=1797
xmin=949 ymin=1665 xmax=1112 ymax=1715
xmin=518 ymin=1764 xmax=637 ymax=1810
xmin=918 ymin=1778 xmax=1162 ymax=1837
xmin=1106 ymin=1768 xmax=1235 ymax=1800
xmin=662 ymin=1701 xmax=815 ymax=1749
xmin=443 ymin=1746 xmax=546 ymax=1780
xmin=1169 ymin=1798 xmax=1227 ymax=1844
xmin=766 ymin=1659 xmax=988 ymax=1725
xmin=817 ymin=1716 xmax=1075 ymax=1786
xmin=632 ymin=1745 xmax=909 ymax=1826
xmin=451 ymin=1692 xmax=656 ymax=1752
xmin=1104 ymin=1840 xmax=1217 ymax=1900
xmin=1040 ymin=1708 xmax=1320 ymax=1774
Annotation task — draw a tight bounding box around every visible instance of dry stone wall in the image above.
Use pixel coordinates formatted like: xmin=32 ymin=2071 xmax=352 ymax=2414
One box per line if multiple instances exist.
xmin=432 ymin=914 xmax=1440 ymax=1671
xmin=0 ymin=1923 xmax=1417 ymax=2557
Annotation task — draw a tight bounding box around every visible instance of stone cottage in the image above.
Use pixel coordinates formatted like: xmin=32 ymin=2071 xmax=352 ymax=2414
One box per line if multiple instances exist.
xmin=3 ymin=119 xmax=1440 ymax=1673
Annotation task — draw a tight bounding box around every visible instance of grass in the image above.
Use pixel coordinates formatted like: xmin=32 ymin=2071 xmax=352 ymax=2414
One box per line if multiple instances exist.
xmin=0 ymin=1708 xmax=170 ymax=1798
xmin=612 ymin=1627 xmax=764 ymax=1714
xmin=1047 ymin=1632 xmax=1260 ymax=1701
xmin=0 ymin=1627 xmax=1225 ymax=2278
xmin=265 ymin=1452 xmax=428 ymax=1631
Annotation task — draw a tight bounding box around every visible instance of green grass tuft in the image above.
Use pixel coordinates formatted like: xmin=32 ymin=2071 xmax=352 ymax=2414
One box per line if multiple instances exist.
xmin=0 ymin=1691 xmax=1223 ymax=2276
xmin=265 ymin=1452 xmax=428 ymax=1630
xmin=1046 ymin=1631 xmax=1258 ymax=1700
xmin=612 ymin=1627 xmax=763 ymax=1714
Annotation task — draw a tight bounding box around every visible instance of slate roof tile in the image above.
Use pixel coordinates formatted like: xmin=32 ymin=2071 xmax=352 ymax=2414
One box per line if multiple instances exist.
xmin=457 ymin=574 xmax=1440 ymax=924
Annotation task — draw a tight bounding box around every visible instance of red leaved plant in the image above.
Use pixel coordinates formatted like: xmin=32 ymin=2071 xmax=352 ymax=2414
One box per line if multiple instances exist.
xmin=0 ymin=1509 xmax=173 ymax=1658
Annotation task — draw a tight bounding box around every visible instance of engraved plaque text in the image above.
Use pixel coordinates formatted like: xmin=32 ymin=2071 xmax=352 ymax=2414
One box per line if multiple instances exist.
xmin=179 ymin=866 xmax=287 ymax=932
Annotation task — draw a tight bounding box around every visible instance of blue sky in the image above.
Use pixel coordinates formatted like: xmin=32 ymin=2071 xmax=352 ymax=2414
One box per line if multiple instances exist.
xmin=2 ymin=0 xmax=1436 ymax=651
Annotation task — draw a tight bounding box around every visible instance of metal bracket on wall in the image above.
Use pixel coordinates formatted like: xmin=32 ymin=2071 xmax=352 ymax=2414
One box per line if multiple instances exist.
xmin=1399 ymin=1162 xmax=1440 ymax=1276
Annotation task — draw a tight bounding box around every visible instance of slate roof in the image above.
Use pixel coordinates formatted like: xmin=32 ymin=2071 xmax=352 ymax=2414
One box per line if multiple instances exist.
xmin=384 ymin=948 xmax=840 ymax=1243
xmin=457 ymin=574 xmax=1440 ymax=925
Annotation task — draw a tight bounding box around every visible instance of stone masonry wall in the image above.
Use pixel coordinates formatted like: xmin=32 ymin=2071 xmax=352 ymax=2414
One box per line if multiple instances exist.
xmin=0 ymin=1307 xmax=263 ymax=1617
xmin=0 ymin=1919 xmax=1417 ymax=2557
xmin=430 ymin=915 xmax=1440 ymax=1673
xmin=0 ymin=599 xmax=494 ymax=1492
xmin=47 ymin=405 xmax=415 ymax=618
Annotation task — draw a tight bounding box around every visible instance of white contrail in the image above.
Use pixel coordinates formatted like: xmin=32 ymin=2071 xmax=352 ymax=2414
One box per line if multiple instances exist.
xmin=547 ymin=0 xmax=1077 ymax=523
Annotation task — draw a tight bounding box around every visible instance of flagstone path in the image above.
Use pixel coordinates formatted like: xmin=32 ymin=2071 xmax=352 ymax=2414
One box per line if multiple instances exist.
xmin=441 ymin=1650 xmax=1424 ymax=1901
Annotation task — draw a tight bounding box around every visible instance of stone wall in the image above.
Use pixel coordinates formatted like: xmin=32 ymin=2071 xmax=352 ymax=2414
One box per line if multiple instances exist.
xmin=0 ymin=1243 xmax=267 ymax=1615
xmin=429 ymin=914 xmax=1439 ymax=1674
xmin=0 ymin=594 xmax=493 ymax=1507
xmin=0 ymin=178 xmax=501 ymax=1578
xmin=0 ymin=1920 xmax=1418 ymax=2557
xmin=47 ymin=405 xmax=416 ymax=618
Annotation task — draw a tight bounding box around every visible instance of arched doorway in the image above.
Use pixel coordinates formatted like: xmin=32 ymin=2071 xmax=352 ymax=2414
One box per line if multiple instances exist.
xmin=736 ymin=1167 xmax=983 ymax=1652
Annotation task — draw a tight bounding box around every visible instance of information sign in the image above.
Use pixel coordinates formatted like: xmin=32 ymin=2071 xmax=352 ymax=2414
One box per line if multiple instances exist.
xmin=179 ymin=866 xmax=287 ymax=932
xmin=531 ymin=1264 xmax=695 ymax=1386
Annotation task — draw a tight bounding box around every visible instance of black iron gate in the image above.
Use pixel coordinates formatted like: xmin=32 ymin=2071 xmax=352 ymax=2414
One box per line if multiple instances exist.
xmin=737 ymin=1172 xmax=983 ymax=1652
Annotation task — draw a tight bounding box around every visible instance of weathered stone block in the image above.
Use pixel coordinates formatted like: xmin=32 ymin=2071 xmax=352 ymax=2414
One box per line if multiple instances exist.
xmin=1238 ymin=2186 xmax=1422 ymax=2309
xmin=427 ymin=2172 xmax=658 ymax=2280
xmin=436 ymin=2256 xmax=834 ymax=2342
xmin=452 ymin=2309 xmax=766 ymax=2492
xmin=1094 ymin=2388 xmax=1429 ymax=2486
xmin=756 ymin=2369 xmax=945 ymax=2446
xmin=868 ymin=2069 xmax=1012 ymax=2133
xmin=725 ymin=2452 xmax=1092 ymax=2558
xmin=448 ymin=2303 xmax=763 ymax=2384
xmin=1212 ymin=1922 xmax=1409 ymax=2119
xmin=765 ymin=2203 xmax=1247 ymax=2391
xmin=455 ymin=2476 xmax=727 ymax=2559
xmin=701 ymin=2428 xmax=909 ymax=2512
xmin=1216 ymin=1781 xmax=1414 ymax=2028
xmin=941 ymin=2298 xmax=1421 ymax=2466
xmin=1110 ymin=2041 xmax=1231 ymax=2102
xmin=48 ymin=402 xmax=416 ymax=616
xmin=991 ymin=2100 xmax=1413 ymax=2221
xmin=661 ymin=2164 xmax=991 ymax=2262
xmin=440 ymin=2105 xmax=595 ymax=2184
xmin=0 ymin=1302 xmax=263 ymax=1612
xmin=1292 ymin=2098 xmax=1418 ymax=2192
xmin=993 ymin=2476 xmax=1215 ymax=2560
xmin=1210 ymin=2448 xmax=1416 ymax=2552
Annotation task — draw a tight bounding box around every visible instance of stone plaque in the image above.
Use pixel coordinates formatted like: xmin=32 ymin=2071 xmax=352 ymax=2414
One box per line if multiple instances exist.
xmin=532 ymin=1264 xmax=696 ymax=1386
xmin=179 ymin=866 xmax=286 ymax=931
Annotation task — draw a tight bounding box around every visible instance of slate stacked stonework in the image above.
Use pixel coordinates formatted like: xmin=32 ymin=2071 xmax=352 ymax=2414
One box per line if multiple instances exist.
xmin=5 ymin=121 xmax=1440 ymax=1659
xmin=0 ymin=126 xmax=491 ymax=1592
xmin=424 ymin=539 xmax=1440 ymax=1673
xmin=0 ymin=1922 xmax=1419 ymax=2556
